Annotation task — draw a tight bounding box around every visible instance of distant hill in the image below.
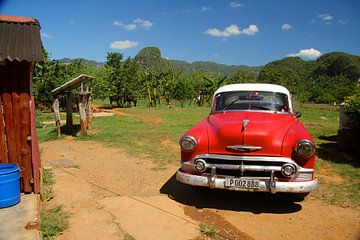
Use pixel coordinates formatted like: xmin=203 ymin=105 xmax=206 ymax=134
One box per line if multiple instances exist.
xmin=58 ymin=56 xmax=262 ymax=76
xmin=169 ymin=59 xmax=262 ymax=76
xmin=258 ymin=51 xmax=360 ymax=102
xmin=58 ymin=58 xmax=104 ymax=68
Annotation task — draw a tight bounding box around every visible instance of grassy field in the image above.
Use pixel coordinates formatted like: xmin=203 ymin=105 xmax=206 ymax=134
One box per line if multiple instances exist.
xmin=36 ymin=102 xmax=359 ymax=207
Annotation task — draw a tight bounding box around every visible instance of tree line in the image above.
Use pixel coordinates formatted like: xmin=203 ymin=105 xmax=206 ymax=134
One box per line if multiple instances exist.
xmin=33 ymin=47 xmax=360 ymax=109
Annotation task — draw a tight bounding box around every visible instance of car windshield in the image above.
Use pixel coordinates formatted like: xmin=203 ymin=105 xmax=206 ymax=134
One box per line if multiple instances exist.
xmin=213 ymin=91 xmax=289 ymax=112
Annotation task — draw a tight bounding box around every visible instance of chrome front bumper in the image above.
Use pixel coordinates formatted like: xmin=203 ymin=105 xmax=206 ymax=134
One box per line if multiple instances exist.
xmin=176 ymin=170 xmax=318 ymax=194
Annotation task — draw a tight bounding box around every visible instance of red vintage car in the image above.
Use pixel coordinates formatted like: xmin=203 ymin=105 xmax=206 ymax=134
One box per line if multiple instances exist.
xmin=177 ymin=83 xmax=318 ymax=200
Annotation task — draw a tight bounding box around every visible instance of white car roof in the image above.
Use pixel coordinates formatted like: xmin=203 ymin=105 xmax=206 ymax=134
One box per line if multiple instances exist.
xmin=213 ymin=83 xmax=293 ymax=113
xmin=214 ymin=83 xmax=291 ymax=96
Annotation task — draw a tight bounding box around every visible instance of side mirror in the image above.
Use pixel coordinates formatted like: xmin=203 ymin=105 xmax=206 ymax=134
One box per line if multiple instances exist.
xmin=295 ymin=112 xmax=302 ymax=118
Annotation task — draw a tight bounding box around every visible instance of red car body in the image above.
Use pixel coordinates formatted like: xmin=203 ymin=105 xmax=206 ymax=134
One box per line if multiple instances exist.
xmin=177 ymin=84 xmax=318 ymax=197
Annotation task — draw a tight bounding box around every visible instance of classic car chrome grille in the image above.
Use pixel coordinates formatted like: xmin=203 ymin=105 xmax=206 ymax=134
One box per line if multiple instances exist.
xmin=185 ymin=154 xmax=301 ymax=179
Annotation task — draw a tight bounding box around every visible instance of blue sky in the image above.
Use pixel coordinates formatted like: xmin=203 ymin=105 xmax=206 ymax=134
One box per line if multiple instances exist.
xmin=1 ymin=0 xmax=359 ymax=66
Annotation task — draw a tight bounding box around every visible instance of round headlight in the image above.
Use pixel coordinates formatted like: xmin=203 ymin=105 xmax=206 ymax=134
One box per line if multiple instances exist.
xmin=180 ymin=136 xmax=197 ymax=152
xmin=194 ymin=159 xmax=206 ymax=172
xmin=295 ymin=140 xmax=315 ymax=158
xmin=281 ymin=164 xmax=296 ymax=177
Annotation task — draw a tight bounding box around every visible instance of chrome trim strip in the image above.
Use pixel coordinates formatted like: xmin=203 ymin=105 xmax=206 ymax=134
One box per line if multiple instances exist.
xmin=176 ymin=170 xmax=318 ymax=193
xmin=226 ymin=145 xmax=262 ymax=152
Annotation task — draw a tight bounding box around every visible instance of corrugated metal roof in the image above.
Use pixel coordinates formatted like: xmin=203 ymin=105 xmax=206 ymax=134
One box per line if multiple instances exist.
xmin=0 ymin=15 xmax=43 ymax=62
xmin=0 ymin=15 xmax=37 ymax=23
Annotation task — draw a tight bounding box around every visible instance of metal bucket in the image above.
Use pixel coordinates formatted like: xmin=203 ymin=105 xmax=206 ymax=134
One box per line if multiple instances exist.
xmin=0 ymin=164 xmax=21 ymax=208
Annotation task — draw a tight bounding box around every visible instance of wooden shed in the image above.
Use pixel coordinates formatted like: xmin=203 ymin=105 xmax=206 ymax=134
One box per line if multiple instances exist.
xmin=0 ymin=14 xmax=43 ymax=193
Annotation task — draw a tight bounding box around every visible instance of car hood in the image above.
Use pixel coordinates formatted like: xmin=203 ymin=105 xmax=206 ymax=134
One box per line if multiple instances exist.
xmin=206 ymin=112 xmax=296 ymax=156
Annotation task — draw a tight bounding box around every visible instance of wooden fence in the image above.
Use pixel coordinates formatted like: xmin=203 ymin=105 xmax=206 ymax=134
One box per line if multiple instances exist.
xmin=0 ymin=61 xmax=40 ymax=193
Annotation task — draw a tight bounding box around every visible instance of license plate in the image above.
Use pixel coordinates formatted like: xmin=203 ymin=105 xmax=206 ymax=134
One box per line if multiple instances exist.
xmin=225 ymin=178 xmax=260 ymax=189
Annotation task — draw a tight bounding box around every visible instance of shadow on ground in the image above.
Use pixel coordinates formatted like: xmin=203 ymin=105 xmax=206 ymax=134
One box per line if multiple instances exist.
xmin=60 ymin=124 xmax=81 ymax=136
xmin=160 ymin=173 xmax=302 ymax=214
xmin=317 ymin=135 xmax=359 ymax=167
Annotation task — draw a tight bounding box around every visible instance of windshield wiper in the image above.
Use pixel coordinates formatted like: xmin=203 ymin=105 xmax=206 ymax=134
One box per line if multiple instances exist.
xmin=251 ymin=105 xmax=273 ymax=111
xmin=222 ymin=98 xmax=241 ymax=112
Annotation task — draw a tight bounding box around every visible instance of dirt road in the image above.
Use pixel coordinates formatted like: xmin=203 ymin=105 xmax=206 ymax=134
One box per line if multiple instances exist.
xmin=40 ymin=139 xmax=360 ymax=240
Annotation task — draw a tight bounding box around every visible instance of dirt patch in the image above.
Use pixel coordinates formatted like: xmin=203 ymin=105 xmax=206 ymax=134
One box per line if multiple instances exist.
xmin=104 ymin=108 xmax=131 ymax=117
xmin=99 ymin=196 xmax=198 ymax=240
xmin=184 ymin=206 xmax=253 ymax=240
xmin=316 ymin=165 xmax=345 ymax=183
xmin=40 ymin=140 xmax=360 ymax=240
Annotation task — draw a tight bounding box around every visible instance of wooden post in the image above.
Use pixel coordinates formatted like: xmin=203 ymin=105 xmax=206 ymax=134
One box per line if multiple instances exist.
xmin=66 ymin=92 xmax=73 ymax=126
xmin=79 ymin=95 xmax=87 ymax=134
xmin=85 ymin=94 xmax=92 ymax=129
xmin=53 ymin=98 xmax=61 ymax=137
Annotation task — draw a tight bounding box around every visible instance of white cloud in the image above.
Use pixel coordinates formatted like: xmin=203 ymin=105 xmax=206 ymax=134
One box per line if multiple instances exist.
xmin=287 ymin=48 xmax=321 ymax=59
xmin=113 ymin=18 xmax=153 ymax=30
xmin=318 ymin=13 xmax=334 ymax=21
xmin=110 ymin=40 xmax=139 ymax=50
xmin=337 ymin=19 xmax=348 ymax=24
xmin=124 ymin=24 xmax=137 ymax=30
xmin=41 ymin=32 xmax=52 ymax=38
xmin=229 ymin=2 xmax=243 ymax=8
xmin=133 ymin=18 xmax=153 ymax=30
xmin=201 ymin=6 xmax=211 ymax=12
xmin=281 ymin=23 xmax=292 ymax=30
xmin=68 ymin=19 xmax=75 ymax=25
xmin=204 ymin=24 xmax=259 ymax=38
xmin=241 ymin=25 xmax=259 ymax=35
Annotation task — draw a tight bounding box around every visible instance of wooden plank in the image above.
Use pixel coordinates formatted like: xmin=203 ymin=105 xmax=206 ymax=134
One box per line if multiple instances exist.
xmin=30 ymin=96 xmax=41 ymax=193
xmin=19 ymin=93 xmax=33 ymax=192
xmin=0 ymin=65 xmax=9 ymax=163
xmin=3 ymin=90 xmax=18 ymax=164
xmin=0 ymin=95 xmax=9 ymax=164
xmin=10 ymin=62 xmax=22 ymax=165
xmin=19 ymin=62 xmax=33 ymax=193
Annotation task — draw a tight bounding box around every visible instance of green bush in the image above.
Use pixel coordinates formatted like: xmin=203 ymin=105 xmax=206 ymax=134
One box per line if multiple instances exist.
xmin=344 ymin=91 xmax=360 ymax=156
xmin=344 ymin=91 xmax=360 ymax=115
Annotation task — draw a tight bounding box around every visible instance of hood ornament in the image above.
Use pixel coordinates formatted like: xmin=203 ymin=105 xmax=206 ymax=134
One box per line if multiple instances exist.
xmin=242 ymin=119 xmax=250 ymax=131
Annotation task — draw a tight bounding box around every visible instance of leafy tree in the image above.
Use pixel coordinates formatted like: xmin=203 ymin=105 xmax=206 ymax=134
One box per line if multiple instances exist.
xmin=173 ymin=76 xmax=196 ymax=107
xmin=33 ymin=49 xmax=68 ymax=108
xmin=135 ymin=47 xmax=173 ymax=107
xmin=105 ymin=52 xmax=124 ymax=97
xmin=229 ymin=71 xmax=257 ymax=83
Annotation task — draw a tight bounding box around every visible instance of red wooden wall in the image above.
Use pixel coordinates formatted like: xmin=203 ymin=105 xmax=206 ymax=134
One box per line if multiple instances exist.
xmin=0 ymin=60 xmax=40 ymax=193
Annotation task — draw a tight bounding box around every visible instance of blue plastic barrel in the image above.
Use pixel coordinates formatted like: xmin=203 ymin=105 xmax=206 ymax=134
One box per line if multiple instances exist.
xmin=0 ymin=164 xmax=21 ymax=208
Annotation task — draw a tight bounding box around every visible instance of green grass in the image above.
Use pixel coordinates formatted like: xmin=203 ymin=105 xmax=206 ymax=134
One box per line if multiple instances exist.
xmin=36 ymin=103 xmax=359 ymax=207
xmin=77 ymin=106 xmax=209 ymax=166
xmin=123 ymin=233 xmax=136 ymax=240
xmin=42 ymin=169 xmax=54 ymax=202
xmin=40 ymin=205 xmax=71 ymax=240
xmin=40 ymin=169 xmax=70 ymax=239
xmin=199 ymin=224 xmax=217 ymax=238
